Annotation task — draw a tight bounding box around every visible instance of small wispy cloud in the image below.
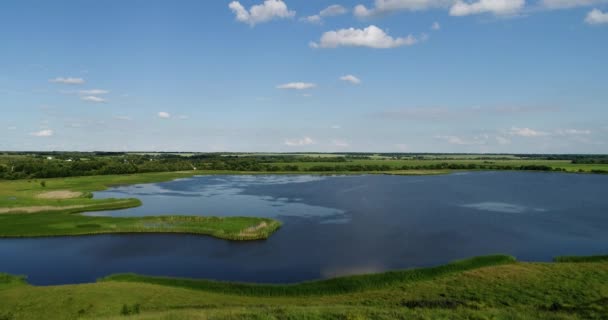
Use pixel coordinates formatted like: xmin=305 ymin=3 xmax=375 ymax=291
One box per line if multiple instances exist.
xmin=30 ymin=129 xmax=54 ymax=137
xmin=509 ymin=127 xmax=549 ymax=137
xmin=158 ymin=112 xmax=171 ymax=119
xmin=49 ymin=77 xmax=85 ymax=85
xmin=340 ymin=74 xmax=362 ymax=84
xmin=284 ymin=136 xmax=314 ymax=146
xmin=79 ymin=89 xmax=109 ymax=95
xmin=277 ymin=82 xmax=317 ymax=90
xmin=431 ymin=21 xmax=441 ymax=30
xmin=81 ymin=96 xmax=106 ymax=103
xmin=302 ymin=4 xmax=348 ymax=24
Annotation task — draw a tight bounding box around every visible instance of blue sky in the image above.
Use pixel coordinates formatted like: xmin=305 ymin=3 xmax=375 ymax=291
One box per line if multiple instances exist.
xmin=1 ymin=0 xmax=607 ymax=153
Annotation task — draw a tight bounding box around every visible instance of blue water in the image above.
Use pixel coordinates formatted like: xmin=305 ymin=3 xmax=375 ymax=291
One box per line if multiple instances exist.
xmin=1 ymin=172 xmax=607 ymax=285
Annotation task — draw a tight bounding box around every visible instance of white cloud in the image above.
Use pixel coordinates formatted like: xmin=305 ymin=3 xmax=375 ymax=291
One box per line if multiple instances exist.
xmin=542 ymin=0 xmax=606 ymax=9
xmin=81 ymin=96 xmax=106 ymax=103
xmin=79 ymin=89 xmax=109 ymax=95
xmin=284 ymin=136 xmax=315 ymax=146
xmin=310 ymin=25 xmax=419 ymax=49
xmin=30 ymin=129 xmax=54 ymax=137
xmin=509 ymin=127 xmax=548 ymax=137
xmin=331 ymin=124 xmax=342 ymax=129
xmin=276 ymin=82 xmax=317 ymax=90
xmin=177 ymin=115 xmax=190 ymax=120
xmin=302 ymin=4 xmax=348 ymax=24
xmin=340 ymin=74 xmax=362 ymax=84
xmin=431 ymin=21 xmax=441 ymax=30
xmin=449 ymin=0 xmax=525 ymax=16
xmin=586 ymin=8 xmax=608 ymax=24
xmin=436 ymin=134 xmax=489 ymax=145
xmin=354 ymin=0 xmax=453 ymax=17
xmin=557 ymin=129 xmax=592 ymax=135
xmin=7 ymin=126 xmax=17 ymax=130
xmin=229 ymin=0 xmax=295 ymax=26
xmin=49 ymin=77 xmax=85 ymax=85
xmin=158 ymin=112 xmax=171 ymax=119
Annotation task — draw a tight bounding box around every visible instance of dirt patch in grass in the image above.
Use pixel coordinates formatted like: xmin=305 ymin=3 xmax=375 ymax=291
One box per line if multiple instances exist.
xmin=0 ymin=205 xmax=88 ymax=214
xmin=239 ymin=221 xmax=268 ymax=236
xmin=35 ymin=190 xmax=83 ymax=199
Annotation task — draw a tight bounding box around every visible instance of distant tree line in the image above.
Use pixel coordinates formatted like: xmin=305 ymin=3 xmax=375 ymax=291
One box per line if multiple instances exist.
xmin=1 ymin=152 xmax=607 ymax=180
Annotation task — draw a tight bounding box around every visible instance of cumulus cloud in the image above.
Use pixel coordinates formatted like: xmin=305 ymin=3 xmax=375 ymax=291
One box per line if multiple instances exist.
xmin=284 ymin=136 xmax=315 ymax=146
xmin=541 ymin=0 xmax=606 ymax=9
xmin=586 ymin=8 xmax=608 ymax=24
xmin=340 ymin=74 xmax=362 ymax=84
xmin=509 ymin=127 xmax=548 ymax=137
xmin=49 ymin=77 xmax=85 ymax=85
xmin=354 ymin=0 xmax=453 ymax=17
xmin=81 ymin=96 xmax=106 ymax=103
xmin=431 ymin=21 xmax=441 ymax=30
xmin=79 ymin=89 xmax=109 ymax=95
xmin=449 ymin=0 xmax=525 ymax=16
xmin=229 ymin=0 xmax=295 ymax=26
xmin=276 ymin=82 xmax=317 ymax=90
xmin=302 ymin=4 xmax=348 ymax=24
xmin=158 ymin=112 xmax=171 ymax=119
xmin=310 ymin=25 xmax=419 ymax=49
xmin=30 ymin=129 xmax=54 ymax=137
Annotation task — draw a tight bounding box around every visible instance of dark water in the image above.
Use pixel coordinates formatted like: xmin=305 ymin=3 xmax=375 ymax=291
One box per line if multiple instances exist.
xmin=1 ymin=172 xmax=607 ymax=285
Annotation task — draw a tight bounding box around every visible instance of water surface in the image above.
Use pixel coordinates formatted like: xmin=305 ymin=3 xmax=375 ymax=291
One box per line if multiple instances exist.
xmin=1 ymin=172 xmax=607 ymax=285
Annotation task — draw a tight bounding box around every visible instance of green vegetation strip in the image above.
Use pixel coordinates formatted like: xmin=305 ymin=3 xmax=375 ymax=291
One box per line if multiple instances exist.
xmin=554 ymin=255 xmax=608 ymax=263
xmin=0 ymin=212 xmax=281 ymax=240
xmin=100 ymin=255 xmax=516 ymax=296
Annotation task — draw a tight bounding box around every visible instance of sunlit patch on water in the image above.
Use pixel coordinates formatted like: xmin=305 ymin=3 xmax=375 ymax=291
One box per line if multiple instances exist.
xmin=461 ymin=202 xmax=546 ymax=214
xmin=90 ymin=175 xmax=348 ymax=221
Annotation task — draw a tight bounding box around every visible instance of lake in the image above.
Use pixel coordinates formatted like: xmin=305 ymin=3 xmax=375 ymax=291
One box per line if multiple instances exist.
xmin=1 ymin=172 xmax=607 ymax=285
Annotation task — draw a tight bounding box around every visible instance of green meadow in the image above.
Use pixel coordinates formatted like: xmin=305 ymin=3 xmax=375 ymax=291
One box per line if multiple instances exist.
xmin=1 ymin=255 xmax=607 ymax=319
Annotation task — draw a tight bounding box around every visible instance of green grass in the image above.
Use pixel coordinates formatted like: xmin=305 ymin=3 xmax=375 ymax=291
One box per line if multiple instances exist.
xmin=0 ymin=171 xmax=281 ymax=240
xmin=554 ymin=255 xmax=608 ymax=263
xmin=1 ymin=255 xmax=607 ymax=319
xmin=100 ymin=255 xmax=516 ymax=296
xmin=0 ymin=212 xmax=281 ymax=240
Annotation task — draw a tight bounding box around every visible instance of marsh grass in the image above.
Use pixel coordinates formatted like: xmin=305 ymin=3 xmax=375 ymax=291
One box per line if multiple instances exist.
xmin=554 ymin=255 xmax=608 ymax=263
xmin=100 ymin=255 xmax=516 ymax=296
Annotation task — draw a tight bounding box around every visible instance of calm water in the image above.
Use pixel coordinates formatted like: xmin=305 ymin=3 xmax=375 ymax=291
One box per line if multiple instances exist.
xmin=1 ymin=172 xmax=607 ymax=285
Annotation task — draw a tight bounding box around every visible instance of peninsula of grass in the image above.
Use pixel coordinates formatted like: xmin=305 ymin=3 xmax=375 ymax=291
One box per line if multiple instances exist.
xmin=0 ymin=171 xmax=281 ymax=240
xmin=1 ymin=254 xmax=607 ymax=319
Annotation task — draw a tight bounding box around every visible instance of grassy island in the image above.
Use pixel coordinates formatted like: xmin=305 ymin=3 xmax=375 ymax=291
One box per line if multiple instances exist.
xmin=0 ymin=171 xmax=281 ymax=240
xmin=1 ymin=255 xmax=607 ymax=319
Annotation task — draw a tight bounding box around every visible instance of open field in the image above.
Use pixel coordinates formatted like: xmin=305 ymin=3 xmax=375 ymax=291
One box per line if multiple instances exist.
xmin=0 ymin=171 xmax=281 ymax=240
xmin=1 ymin=255 xmax=607 ymax=319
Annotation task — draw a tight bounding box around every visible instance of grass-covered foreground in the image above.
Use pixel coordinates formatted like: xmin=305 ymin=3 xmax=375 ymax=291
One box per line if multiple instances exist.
xmin=0 ymin=171 xmax=281 ymax=240
xmin=1 ymin=255 xmax=607 ymax=319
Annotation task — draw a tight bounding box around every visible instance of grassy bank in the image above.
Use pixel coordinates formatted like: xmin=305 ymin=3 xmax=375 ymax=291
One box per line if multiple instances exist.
xmin=1 ymin=255 xmax=607 ymax=319
xmin=0 ymin=171 xmax=281 ymax=240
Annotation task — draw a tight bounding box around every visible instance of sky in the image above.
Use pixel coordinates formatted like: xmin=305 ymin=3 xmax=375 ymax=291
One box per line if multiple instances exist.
xmin=1 ymin=0 xmax=607 ymax=153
